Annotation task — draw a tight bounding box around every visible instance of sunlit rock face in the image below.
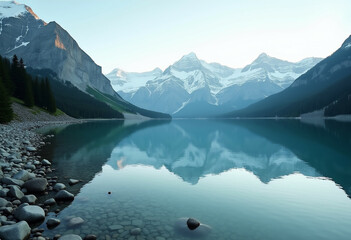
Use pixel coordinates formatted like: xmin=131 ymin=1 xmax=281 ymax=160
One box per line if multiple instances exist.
xmin=0 ymin=1 xmax=120 ymax=98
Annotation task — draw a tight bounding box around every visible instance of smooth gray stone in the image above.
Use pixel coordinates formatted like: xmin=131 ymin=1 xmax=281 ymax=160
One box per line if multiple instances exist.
xmin=13 ymin=204 xmax=45 ymax=223
xmin=23 ymin=178 xmax=47 ymax=193
xmin=59 ymin=234 xmax=82 ymax=240
xmin=69 ymin=179 xmax=80 ymax=185
xmin=26 ymin=147 xmax=36 ymax=152
xmin=41 ymin=159 xmax=51 ymax=166
xmin=44 ymin=198 xmax=56 ymax=206
xmin=46 ymin=218 xmax=61 ymax=229
xmin=1 ymin=207 xmax=13 ymax=214
xmin=55 ymin=190 xmax=74 ymax=201
xmin=0 ymin=221 xmax=31 ymax=240
xmin=0 ymin=188 xmax=9 ymax=197
xmin=0 ymin=197 xmax=8 ymax=207
xmin=12 ymin=170 xmax=35 ymax=181
xmin=9 ymin=186 xmax=25 ymax=199
xmin=1 ymin=177 xmax=24 ymax=187
xmin=24 ymin=163 xmax=36 ymax=170
xmin=20 ymin=194 xmax=37 ymax=204
xmin=53 ymin=183 xmax=66 ymax=191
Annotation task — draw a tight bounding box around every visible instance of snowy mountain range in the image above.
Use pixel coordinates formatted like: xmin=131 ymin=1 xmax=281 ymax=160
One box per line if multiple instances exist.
xmin=229 ymin=34 xmax=351 ymax=118
xmin=106 ymin=53 xmax=322 ymax=117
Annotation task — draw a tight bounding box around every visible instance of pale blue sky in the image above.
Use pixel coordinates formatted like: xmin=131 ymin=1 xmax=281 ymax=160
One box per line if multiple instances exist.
xmin=15 ymin=0 xmax=351 ymax=73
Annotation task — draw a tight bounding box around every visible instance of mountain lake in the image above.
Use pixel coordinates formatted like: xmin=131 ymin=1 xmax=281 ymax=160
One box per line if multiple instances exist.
xmin=35 ymin=119 xmax=351 ymax=240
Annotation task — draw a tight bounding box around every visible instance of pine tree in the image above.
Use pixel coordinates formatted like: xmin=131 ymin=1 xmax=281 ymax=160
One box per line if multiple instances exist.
xmin=11 ymin=55 xmax=22 ymax=99
xmin=0 ymin=76 xmax=13 ymax=123
xmin=0 ymin=56 xmax=13 ymax=94
xmin=33 ymin=77 xmax=41 ymax=106
xmin=24 ymin=75 xmax=34 ymax=107
xmin=45 ymin=78 xmax=56 ymax=113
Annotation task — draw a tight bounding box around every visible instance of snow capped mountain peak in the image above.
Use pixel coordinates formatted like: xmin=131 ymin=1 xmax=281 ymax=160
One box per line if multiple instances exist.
xmin=106 ymin=53 xmax=322 ymax=116
xmin=172 ymin=52 xmax=202 ymax=71
xmin=0 ymin=1 xmax=26 ymax=19
xmin=0 ymin=1 xmax=42 ymax=22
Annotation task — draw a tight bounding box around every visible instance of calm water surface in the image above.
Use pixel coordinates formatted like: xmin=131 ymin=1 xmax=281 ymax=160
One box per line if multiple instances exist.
xmin=38 ymin=119 xmax=351 ymax=240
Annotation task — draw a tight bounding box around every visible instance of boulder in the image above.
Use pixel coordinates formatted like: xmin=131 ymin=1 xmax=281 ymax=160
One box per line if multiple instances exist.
xmin=55 ymin=190 xmax=74 ymax=201
xmin=23 ymin=178 xmax=47 ymax=193
xmin=0 ymin=221 xmax=31 ymax=240
xmin=13 ymin=204 xmax=45 ymax=223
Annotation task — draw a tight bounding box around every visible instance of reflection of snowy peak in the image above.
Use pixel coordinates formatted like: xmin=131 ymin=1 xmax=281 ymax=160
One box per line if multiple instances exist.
xmin=107 ymin=52 xmax=321 ymax=117
xmin=106 ymin=121 xmax=319 ymax=184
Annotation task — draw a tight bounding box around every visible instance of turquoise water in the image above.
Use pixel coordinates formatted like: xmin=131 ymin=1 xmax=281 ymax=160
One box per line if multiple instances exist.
xmin=39 ymin=120 xmax=351 ymax=240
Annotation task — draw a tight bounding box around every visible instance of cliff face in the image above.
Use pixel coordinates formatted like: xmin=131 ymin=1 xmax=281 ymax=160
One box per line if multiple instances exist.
xmin=0 ymin=2 xmax=121 ymax=99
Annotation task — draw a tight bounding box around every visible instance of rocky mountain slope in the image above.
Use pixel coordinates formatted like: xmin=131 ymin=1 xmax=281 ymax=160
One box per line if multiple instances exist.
xmin=107 ymin=52 xmax=321 ymax=117
xmin=0 ymin=1 xmax=170 ymax=119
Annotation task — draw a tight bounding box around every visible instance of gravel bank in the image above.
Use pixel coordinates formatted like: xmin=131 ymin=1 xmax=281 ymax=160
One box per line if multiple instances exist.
xmin=0 ymin=114 xmax=90 ymax=240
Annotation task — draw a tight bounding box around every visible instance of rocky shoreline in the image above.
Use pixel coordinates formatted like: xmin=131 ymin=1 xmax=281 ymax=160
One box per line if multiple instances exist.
xmin=0 ymin=120 xmax=92 ymax=240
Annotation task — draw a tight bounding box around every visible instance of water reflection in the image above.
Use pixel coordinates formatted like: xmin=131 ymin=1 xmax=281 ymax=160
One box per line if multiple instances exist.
xmin=39 ymin=119 xmax=351 ymax=239
xmin=43 ymin=119 xmax=351 ymax=197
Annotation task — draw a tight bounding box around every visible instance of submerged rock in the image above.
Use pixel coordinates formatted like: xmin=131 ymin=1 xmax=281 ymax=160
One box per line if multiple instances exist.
xmin=83 ymin=235 xmax=97 ymax=240
xmin=187 ymin=218 xmax=200 ymax=230
xmin=130 ymin=228 xmax=141 ymax=235
xmin=67 ymin=217 xmax=84 ymax=227
xmin=47 ymin=218 xmax=61 ymax=229
xmin=174 ymin=218 xmax=212 ymax=238
xmin=69 ymin=179 xmax=80 ymax=185
xmin=59 ymin=234 xmax=82 ymax=240
xmin=0 ymin=221 xmax=31 ymax=240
